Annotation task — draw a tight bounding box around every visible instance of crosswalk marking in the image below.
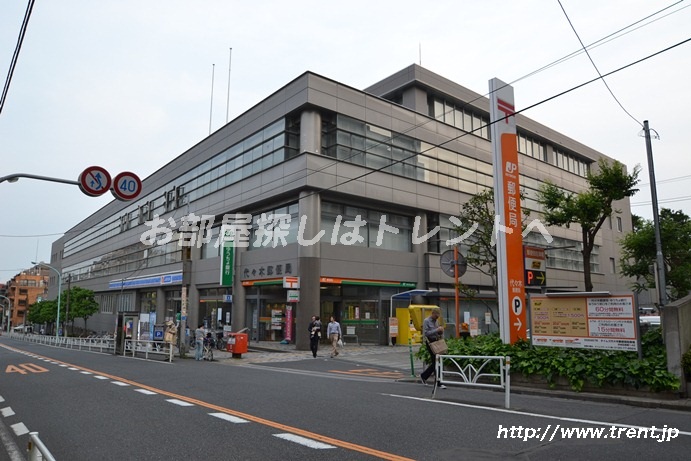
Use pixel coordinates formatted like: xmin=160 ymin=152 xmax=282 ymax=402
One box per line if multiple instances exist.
xmin=1 ymin=407 xmax=15 ymax=417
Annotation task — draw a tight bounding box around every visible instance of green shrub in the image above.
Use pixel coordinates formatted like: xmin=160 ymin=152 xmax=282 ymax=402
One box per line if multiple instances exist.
xmin=416 ymin=329 xmax=679 ymax=392
xmin=682 ymin=346 xmax=691 ymax=378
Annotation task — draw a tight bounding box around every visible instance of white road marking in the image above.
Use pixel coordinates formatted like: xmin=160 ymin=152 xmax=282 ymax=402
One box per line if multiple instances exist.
xmin=80 ymin=371 xmax=93 ymax=375
xmin=134 ymin=389 xmax=157 ymax=395
xmin=0 ymin=396 xmax=4 ymax=403
xmin=272 ymin=433 xmax=336 ymax=449
xmin=166 ymin=399 xmax=194 ymax=407
xmin=94 ymin=376 xmax=109 ymax=380
xmin=384 ymin=393 xmax=691 ymax=437
xmin=111 ymin=381 xmax=130 ymax=387
xmin=10 ymin=423 xmax=28 ymax=436
xmin=59 ymin=364 xmax=68 ymax=367
xmin=1 ymin=408 xmax=15 ymax=418
xmin=209 ymin=412 xmax=249 ymax=423
xmin=0 ymin=418 xmax=24 ymax=461
xmin=67 ymin=367 xmax=79 ymax=370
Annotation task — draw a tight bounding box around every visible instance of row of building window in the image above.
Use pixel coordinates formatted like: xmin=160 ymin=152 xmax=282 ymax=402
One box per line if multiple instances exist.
xmin=554 ymin=148 xmax=589 ymax=177
xmin=64 ymin=119 xmax=296 ymax=258
xmin=430 ymin=97 xmax=490 ymax=140
xmin=430 ymin=96 xmax=589 ymax=178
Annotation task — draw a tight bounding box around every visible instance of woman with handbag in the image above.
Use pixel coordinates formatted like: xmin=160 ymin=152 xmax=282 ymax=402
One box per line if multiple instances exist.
xmin=419 ymin=309 xmax=447 ymax=388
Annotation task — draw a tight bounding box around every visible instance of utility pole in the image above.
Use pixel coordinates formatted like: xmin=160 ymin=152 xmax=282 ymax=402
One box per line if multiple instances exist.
xmin=643 ymin=120 xmax=667 ymax=308
xmin=65 ymin=274 xmax=71 ymax=336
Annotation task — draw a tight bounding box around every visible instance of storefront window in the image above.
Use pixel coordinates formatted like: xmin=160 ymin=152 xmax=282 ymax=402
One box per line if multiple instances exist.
xmin=245 ymin=286 xmax=292 ymax=342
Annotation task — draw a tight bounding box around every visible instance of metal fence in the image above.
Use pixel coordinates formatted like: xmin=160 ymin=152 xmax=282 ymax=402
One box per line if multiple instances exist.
xmin=28 ymin=432 xmax=56 ymax=461
xmin=123 ymin=339 xmax=174 ymax=362
xmin=7 ymin=332 xmax=116 ymax=354
xmin=433 ymin=354 xmax=511 ymax=408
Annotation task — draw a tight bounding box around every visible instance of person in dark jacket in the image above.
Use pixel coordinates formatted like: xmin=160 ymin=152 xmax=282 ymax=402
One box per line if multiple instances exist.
xmin=308 ymin=315 xmax=322 ymax=358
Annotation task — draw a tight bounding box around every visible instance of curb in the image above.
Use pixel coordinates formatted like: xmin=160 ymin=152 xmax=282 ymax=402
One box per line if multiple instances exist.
xmin=396 ymin=377 xmax=691 ymax=412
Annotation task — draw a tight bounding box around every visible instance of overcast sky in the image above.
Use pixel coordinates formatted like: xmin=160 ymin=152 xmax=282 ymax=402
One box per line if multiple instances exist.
xmin=1 ymin=0 xmax=689 ymax=282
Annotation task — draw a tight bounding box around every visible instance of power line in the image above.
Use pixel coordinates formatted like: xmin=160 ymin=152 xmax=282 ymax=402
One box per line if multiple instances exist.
xmin=631 ymin=195 xmax=691 ymax=207
xmin=639 ymin=174 xmax=691 ymax=187
xmin=511 ymin=1 xmax=689 ymax=88
xmin=557 ymin=0 xmax=643 ymax=127
xmin=0 ymin=0 xmax=35 ymax=116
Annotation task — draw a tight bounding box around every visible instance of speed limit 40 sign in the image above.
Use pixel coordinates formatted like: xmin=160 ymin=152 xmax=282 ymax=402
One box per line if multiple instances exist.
xmin=111 ymin=171 xmax=142 ymax=201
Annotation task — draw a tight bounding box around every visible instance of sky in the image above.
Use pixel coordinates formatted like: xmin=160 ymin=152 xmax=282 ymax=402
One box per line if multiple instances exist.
xmin=1 ymin=0 xmax=690 ymax=283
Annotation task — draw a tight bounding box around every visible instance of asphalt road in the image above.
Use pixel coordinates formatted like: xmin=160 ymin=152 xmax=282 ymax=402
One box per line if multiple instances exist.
xmin=1 ymin=337 xmax=690 ymax=460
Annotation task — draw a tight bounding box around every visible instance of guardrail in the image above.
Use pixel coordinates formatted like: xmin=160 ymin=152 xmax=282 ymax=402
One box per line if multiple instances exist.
xmin=124 ymin=339 xmax=174 ymax=362
xmin=27 ymin=431 xmax=56 ymax=461
xmin=433 ymin=354 xmax=511 ymax=408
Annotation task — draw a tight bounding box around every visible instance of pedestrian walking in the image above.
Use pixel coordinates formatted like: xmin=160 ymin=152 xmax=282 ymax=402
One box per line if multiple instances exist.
xmin=195 ymin=324 xmax=205 ymax=361
xmin=419 ymin=309 xmax=446 ymax=388
xmin=327 ymin=316 xmax=342 ymax=358
xmin=308 ymin=315 xmax=322 ymax=358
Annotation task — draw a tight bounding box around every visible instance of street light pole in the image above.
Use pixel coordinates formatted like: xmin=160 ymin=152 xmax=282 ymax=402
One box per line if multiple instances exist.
xmin=33 ymin=262 xmax=62 ymax=338
xmin=0 ymin=295 xmax=12 ymax=333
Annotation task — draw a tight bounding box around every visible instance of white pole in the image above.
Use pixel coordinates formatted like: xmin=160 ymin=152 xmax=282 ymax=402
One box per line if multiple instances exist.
xmin=209 ymin=63 xmax=215 ymax=135
xmin=226 ymin=47 xmax=232 ymax=124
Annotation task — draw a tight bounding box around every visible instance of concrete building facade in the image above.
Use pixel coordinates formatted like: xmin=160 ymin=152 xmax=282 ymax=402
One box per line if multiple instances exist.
xmin=48 ymin=65 xmax=634 ymax=348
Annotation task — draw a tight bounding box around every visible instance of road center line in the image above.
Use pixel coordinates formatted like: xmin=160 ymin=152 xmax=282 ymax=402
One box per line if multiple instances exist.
xmin=273 ymin=433 xmax=336 ymax=449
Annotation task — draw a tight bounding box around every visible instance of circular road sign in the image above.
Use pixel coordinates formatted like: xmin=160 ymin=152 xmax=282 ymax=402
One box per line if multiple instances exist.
xmin=111 ymin=171 xmax=143 ymax=201
xmin=440 ymin=249 xmax=468 ymax=278
xmin=78 ymin=166 xmax=112 ymax=197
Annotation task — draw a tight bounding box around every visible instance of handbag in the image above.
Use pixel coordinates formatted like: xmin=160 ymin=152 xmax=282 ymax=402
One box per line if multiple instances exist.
xmin=428 ymin=338 xmax=448 ymax=355
xmin=337 ymin=338 xmax=344 ymax=348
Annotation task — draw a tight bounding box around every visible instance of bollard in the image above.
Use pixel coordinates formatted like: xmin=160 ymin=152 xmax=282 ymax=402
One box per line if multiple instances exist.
xmin=408 ymin=338 xmax=416 ymax=377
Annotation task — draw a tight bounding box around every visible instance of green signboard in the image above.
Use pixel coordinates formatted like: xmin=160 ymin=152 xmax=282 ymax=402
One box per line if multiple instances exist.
xmin=220 ymin=228 xmax=235 ymax=286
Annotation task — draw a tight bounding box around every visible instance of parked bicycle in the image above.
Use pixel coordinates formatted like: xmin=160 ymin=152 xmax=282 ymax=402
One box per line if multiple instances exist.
xmin=215 ymin=332 xmax=227 ymax=351
xmin=203 ymin=335 xmax=215 ymax=361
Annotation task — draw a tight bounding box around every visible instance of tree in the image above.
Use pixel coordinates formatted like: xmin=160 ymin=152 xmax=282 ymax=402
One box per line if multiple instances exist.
xmin=27 ymin=299 xmax=59 ymax=333
xmin=619 ymin=209 xmax=691 ymax=301
xmin=537 ymin=159 xmax=640 ymax=292
xmin=452 ymin=189 xmax=530 ymax=326
xmin=66 ymin=286 xmax=99 ymax=333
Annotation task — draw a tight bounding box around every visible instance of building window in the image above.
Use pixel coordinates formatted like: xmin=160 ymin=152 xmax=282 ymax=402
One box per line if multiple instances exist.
xmin=201 ymin=226 xmax=221 ymax=259
xmin=524 ymin=233 xmax=600 ymax=273
xmin=553 ymin=148 xmax=590 ymax=178
xmin=517 ymin=132 xmax=546 ymax=161
xmin=321 ymin=202 xmax=412 ymax=252
xmin=616 ymin=216 xmax=623 ymax=232
xmin=428 ymin=96 xmax=491 ymax=141
xmin=610 ymin=257 xmax=616 ymax=274
xmin=247 ymin=203 xmax=300 ymax=250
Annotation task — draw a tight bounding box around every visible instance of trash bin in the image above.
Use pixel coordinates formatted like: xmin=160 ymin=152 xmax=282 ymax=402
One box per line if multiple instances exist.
xmin=226 ymin=332 xmax=248 ymax=358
